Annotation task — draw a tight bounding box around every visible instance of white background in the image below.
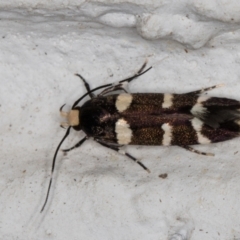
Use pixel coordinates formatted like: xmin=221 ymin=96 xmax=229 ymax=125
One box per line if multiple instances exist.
xmin=1 ymin=1 xmax=240 ymax=239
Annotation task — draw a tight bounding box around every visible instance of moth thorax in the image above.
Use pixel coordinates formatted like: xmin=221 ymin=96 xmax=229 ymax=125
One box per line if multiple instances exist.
xmin=60 ymin=109 xmax=80 ymax=127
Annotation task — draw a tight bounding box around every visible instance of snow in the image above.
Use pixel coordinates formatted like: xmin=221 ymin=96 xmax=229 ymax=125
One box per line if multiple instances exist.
xmin=0 ymin=1 xmax=240 ymax=240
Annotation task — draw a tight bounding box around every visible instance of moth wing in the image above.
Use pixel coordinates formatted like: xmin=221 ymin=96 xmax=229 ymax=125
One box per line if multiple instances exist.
xmin=191 ymin=97 xmax=240 ymax=128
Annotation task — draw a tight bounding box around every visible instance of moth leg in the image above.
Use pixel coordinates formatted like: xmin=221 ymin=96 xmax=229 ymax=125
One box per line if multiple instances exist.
xmin=95 ymin=140 xmax=150 ymax=173
xmin=98 ymin=84 xmax=129 ymax=96
xmin=136 ymin=60 xmax=148 ymax=75
xmin=62 ymin=136 xmax=88 ymax=153
xmin=119 ymin=60 xmax=151 ymax=85
xmin=180 ymin=145 xmax=214 ymax=156
xmin=186 ymin=84 xmax=224 ymax=95
xmin=75 ymin=73 xmax=95 ymax=99
xmin=72 ymin=62 xmax=152 ymax=108
xmin=99 ymin=61 xmax=152 ymax=96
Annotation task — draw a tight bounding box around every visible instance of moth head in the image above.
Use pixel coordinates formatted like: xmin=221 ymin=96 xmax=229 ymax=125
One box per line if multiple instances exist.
xmin=60 ymin=104 xmax=81 ymax=130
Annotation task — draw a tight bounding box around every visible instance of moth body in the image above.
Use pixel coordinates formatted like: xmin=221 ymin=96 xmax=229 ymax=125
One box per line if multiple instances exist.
xmin=41 ymin=62 xmax=240 ymax=212
xmin=62 ymin=92 xmax=240 ymax=147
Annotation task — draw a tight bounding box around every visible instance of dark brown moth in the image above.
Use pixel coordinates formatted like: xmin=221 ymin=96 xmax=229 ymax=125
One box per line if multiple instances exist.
xmin=41 ymin=62 xmax=240 ymax=212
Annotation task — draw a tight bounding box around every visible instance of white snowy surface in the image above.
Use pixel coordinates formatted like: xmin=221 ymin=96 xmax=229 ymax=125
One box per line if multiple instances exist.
xmin=1 ymin=1 xmax=240 ymax=240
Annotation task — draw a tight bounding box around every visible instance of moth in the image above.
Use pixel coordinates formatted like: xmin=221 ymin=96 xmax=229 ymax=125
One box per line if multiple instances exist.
xmin=41 ymin=62 xmax=240 ymax=212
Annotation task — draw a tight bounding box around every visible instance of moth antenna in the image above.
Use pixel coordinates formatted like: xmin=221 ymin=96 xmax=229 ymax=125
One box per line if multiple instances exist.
xmin=137 ymin=60 xmax=148 ymax=74
xmin=75 ymin=73 xmax=95 ymax=98
xmin=40 ymin=126 xmax=71 ymax=213
xmin=72 ymin=83 xmax=113 ymax=108
xmin=72 ymin=64 xmax=152 ymax=108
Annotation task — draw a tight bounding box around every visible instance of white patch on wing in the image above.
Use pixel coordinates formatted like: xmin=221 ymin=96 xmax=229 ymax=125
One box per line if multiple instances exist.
xmin=161 ymin=123 xmax=172 ymax=146
xmin=191 ymin=118 xmax=211 ymax=144
xmin=116 ymin=93 xmax=133 ymax=112
xmin=235 ymin=120 xmax=240 ymax=126
xmin=191 ymin=95 xmax=210 ymax=117
xmin=115 ymin=118 xmax=132 ymax=144
xmin=162 ymin=93 xmax=173 ymax=108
